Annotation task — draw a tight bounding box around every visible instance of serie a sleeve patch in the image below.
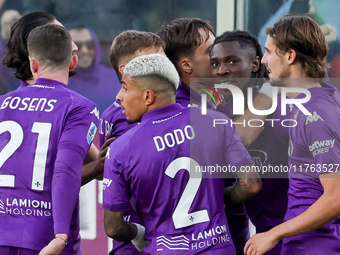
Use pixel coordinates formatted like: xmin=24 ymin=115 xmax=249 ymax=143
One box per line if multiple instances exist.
xmin=86 ymin=122 xmax=97 ymax=145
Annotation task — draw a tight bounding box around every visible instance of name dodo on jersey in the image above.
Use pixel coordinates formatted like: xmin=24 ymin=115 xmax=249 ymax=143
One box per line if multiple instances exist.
xmin=153 ymin=125 xmax=195 ymax=152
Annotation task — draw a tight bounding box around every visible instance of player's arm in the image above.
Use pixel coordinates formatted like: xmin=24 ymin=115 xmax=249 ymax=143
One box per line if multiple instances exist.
xmin=39 ymin=147 xmax=84 ymax=255
xmin=244 ymin=171 xmax=340 ymax=255
xmin=81 ymin=135 xmax=115 ymax=186
xmin=38 ymin=233 xmax=68 ymax=255
xmin=104 ymin=210 xmax=137 ymax=241
xmin=236 ymin=84 xmax=276 ymax=148
xmin=104 ymin=210 xmax=148 ymax=252
xmin=83 ymin=143 xmax=98 ymax=165
xmin=43 ymin=102 xmax=99 ymax=254
xmin=224 ymin=164 xmax=261 ymax=205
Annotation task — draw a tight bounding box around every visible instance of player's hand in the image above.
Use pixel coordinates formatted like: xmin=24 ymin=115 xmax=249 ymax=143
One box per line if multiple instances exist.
xmin=94 ymin=134 xmax=116 ymax=179
xmin=39 ymin=236 xmax=67 ymax=255
xmin=132 ymin=238 xmax=150 ymax=253
xmin=244 ymin=231 xmax=279 ymax=255
xmin=100 ymin=134 xmax=116 ymax=159
xmin=131 ymin=223 xmax=150 ymax=252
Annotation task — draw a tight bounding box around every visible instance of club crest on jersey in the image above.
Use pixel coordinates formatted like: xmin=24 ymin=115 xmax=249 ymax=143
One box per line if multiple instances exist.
xmin=86 ymin=122 xmax=97 ymax=145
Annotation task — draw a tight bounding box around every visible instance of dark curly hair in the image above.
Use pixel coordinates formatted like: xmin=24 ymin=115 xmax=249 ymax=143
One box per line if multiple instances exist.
xmin=3 ymin=12 xmax=56 ymax=81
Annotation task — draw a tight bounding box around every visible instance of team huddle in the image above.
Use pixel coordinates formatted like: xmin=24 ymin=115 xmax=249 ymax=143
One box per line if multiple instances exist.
xmin=0 ymin=10 xmax=339 ymax=255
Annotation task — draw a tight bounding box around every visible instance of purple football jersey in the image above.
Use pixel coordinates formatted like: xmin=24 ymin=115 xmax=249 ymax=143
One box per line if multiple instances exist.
xmin=176 ymin=81 xmax=215 ymax=109
xmin=219 ymin=93 xmax=290 ymax=255
xmin=177 ymin=81 xmax=249 ymax=254
xmin=100 ymin=100 xmax=141 ymax=254
xmin=99 ymin=100 xmax=137 ymax=147
xmin=246 ymin=95 xmax=289 ymax=255
xmin=19 ymin=80 xmax=29 ymax=88
xmin=103 ymin=103 xmax=253 ymax=254
xmin=283 ymin=82 xmax=340 ymax=254
xmin=0 ymin=78 xmax=98 ymax=254
xmin=176 ymin=82 xmax=198 ymax=107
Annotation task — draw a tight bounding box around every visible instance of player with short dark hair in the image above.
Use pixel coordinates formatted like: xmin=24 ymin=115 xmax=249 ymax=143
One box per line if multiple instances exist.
xmin=0 ymin=24 xmax=98 ymax=255
xmin=100 ymin=30 xmax=166 ymax=254
xmin=157 ymin=17 xmax=215 ymax=107
xmin=210 ymin=30 xmax=289 ymax=255
xmin=101 ymin=30 xmax=166 ymax=145
xmin=158 ymin=18 xmax=261 ymax=255
xmin=110 ymin=30 xmax=165 ymax=83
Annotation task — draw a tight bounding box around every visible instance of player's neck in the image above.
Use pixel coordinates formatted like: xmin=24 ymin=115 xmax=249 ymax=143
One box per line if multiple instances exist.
xmin=280 ymin=67 xmax=321 ymax=98
xmin=25 ymin=78 xmax=35 ymax=85
xmin=147 ymin=94 xmax=176 ymax=112
xmin=33 ymin=69 xmax=70 ymax=86
xmin=180 ymin=74 xmax=194 ymax=90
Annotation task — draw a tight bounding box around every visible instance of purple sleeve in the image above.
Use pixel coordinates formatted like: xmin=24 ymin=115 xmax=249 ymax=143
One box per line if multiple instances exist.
xmin=58 ymin=106 xmax=98 ymax=156
xmin=53 ymin=103 xmax=98 ymax=234
xmin=224 ymin=125 xmax=253 ymax=169
xmin=53 ymin=148 xmax=83 ymax=234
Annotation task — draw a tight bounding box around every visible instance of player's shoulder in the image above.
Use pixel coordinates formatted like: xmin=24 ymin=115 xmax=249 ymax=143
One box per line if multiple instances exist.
xmin=308 ymin=93 xmax=339 ymax=120
xmin=294 ymin=89 xmax=340 ymax=133
xmin=55 ymin=88 xmax=99 ymax=122
xmin=66 ymin=87 xmax=92 ymax=102
xmin=110 ymin=122 xmax=141 ymax=156
xmin=101 ymin=101 xmax=122 ymax=120
xmin=296 ymin=84 xmax=337 ymax=116
xmin=188 ymin=106 xmax=231 ymax=122
xmin=61 ymin=87 xmax=97 ymax=109
xmin=0 ymin=89 xmax=16 ymax=99
xmin=309 ymin=83 xmax=339 ymax=105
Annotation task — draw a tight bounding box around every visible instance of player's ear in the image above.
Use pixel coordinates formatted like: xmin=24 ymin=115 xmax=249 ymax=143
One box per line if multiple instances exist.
xmin=144 ymin=89 xmax=155 ymax=106
xmin=29 ymin=56 xmax=38 ymax=75
xmin=252 ymin=56 xmax=260 ymax=73
xmin=118 ymin=64 xmax=126 ymax=76
xmin=69 ymin=54 xmax=78 ymax=71
xmin=178 ymin=57 xmax=192 ymax=74
xmin=286 ymin=49 xmax=297 ymax=65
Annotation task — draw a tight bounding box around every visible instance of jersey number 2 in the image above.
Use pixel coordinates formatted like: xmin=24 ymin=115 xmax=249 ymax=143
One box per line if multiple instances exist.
xmin=165 ymin=157 xmax=210 ymax=229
